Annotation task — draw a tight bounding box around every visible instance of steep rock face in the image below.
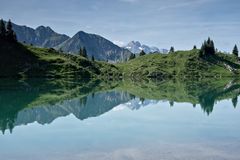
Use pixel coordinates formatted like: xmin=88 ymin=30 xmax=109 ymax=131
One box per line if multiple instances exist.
xmin=57 ymin=31 xmax=132 ymax=61
xmin=12 ymin=23 xmax=69 ymax=48
xmin=9 ymin=21 xmax=131 ymax=61
xmin=34 ymin=26 xmax=69 ymax=48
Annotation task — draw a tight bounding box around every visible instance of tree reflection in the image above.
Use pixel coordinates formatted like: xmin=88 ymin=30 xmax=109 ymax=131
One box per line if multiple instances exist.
xmin=0 ymin=78 xmax=239 ymax=134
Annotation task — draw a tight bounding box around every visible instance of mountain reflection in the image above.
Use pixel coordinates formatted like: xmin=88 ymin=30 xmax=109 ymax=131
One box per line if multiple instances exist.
xmin=0 ymin=78 xmax=239 ymax=134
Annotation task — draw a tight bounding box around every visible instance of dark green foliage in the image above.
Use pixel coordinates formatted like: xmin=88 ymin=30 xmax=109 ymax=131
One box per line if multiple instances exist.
xmin=0 ymin=40 xmax=120 ymax=78
xmin=139 ymin=50 xmax=146 ymax=56
xmin=140 ymin=97 xmax=145 ymax=103
xmin=6 ymin=20 xmax=12 ymax=31
xmin=232 ymin=97 xmax=238 ymax=108
xmin=6 ymin=20 xmax=17 ymax=42
xmin=91 ymin=55 xmax=95 ymax=61
xmin=58 ymin=48 xmax=63 ymax=53
xmin=79 ymin=48 xmax=83 ymax=56
xmin=169 ymin=101 xmax=174 ymax=107
xmin=129 ymin=53 xmax=136 ymax=60
xmin=0 ymin=19 xmax=17 ymax=42
xmin=199 ymin=37 xmax=215 ymax=56
xmin=0 ymin=19 xmax=6 ymax=39
xmin=169 ymin=46 xmax=175 ymax=53
xmin=82 ymin=47 xmax=87 ymax=58
xmin=79 ymin=47 xmax=88 ymax=58
xmin=48 ymin=48 xmax=56 ymax=53
xmin=232 ymin=45 xmax=239 ymax=57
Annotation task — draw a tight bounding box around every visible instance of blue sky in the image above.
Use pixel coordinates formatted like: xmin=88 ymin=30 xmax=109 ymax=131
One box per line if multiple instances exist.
xmin=0 ymin=0 xmax=239 ymax=51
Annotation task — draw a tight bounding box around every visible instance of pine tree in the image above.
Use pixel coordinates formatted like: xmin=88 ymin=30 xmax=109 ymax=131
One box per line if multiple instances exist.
xmin=6 ymin=19 xmax=17 ymax=42
xmin=129 ymin=53 xmax=136 ymax=60
xmin=199 ymin=43 xmax=204 ymax=56
xmin=139 ymin=50 xmax=146 ymax=56
xmin=209 ymin=39 xmax=215 ymax=55
xmin=79 ymin=47 xmax=83 ymax=56
xmin=232 ymin=97 xmax=238 ymax=108
xmin=232 ymin=44 xmax=239 ymax=57
xmin=140 ymin=97 xmax=145 ymax=104
xmin=79 ymin=47 xmax=87 ymax=58
xmin=82 ymin=47 xmax=88 ymax=58
xmin=169 ymin=101 xmax=174 ymax=107
xmin=91 ymin=55 xmax=95 ymax=61
xmin=0 ymin=19 xmax=6 ymax=40
xmin=169 ymin=46 xmax=175 ymax=53
xmin=6 ymin=20 xmax=13 ymax=39
xmin=199 ymin=37 xmax=215 ymax=56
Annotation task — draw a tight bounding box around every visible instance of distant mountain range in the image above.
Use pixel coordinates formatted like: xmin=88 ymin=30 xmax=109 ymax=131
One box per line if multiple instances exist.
xmin=125 ymin=98 xmax=159 ymax=110
xmin=10 ymin=21 xmax=131 ymax=61
xmin=124 ymin=41 xmax=168 ymax=54
xmin=11 ymin=91 xmax=132 ymax=128
xmin=12 ymin=23 xmax=69 ymax=48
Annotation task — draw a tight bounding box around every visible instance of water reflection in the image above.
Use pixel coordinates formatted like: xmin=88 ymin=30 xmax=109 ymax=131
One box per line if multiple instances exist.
xmin=0 ymin=78 xmax=239 ymax=134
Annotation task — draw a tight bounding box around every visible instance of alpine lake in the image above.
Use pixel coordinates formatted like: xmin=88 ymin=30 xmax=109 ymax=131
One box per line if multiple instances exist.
xmin=0 ymin=78 xmax=240 ymax=160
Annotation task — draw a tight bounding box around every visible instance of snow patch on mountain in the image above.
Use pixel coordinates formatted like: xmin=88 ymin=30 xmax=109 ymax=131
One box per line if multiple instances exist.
xmin=124 ymin=41 xmax=168 ymax=54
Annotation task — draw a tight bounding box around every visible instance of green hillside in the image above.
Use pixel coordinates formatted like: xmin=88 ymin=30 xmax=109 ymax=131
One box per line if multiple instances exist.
xmin=0 ymin=41 xmax=119 ymax=78
xmin=118 ymin=49 xmax=240 ymax=79
xmin=1 ymin=39 xmax=240 ymax=80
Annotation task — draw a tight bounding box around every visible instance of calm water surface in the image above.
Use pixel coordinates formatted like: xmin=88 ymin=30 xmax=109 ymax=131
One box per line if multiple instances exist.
xmin=0 ymin=79 xmax=240 ymax=160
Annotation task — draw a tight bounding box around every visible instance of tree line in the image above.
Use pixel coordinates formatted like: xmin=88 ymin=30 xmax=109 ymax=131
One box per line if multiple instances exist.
xmin=199 ymin=37 xmax=238 ymax=58
xmin=128 ymin=37 xmax=239 ymax=61
xmin=79 ymin=47 xmax=95 ymax=61
xmin=0 ymin=19 xmax=17 ymax=42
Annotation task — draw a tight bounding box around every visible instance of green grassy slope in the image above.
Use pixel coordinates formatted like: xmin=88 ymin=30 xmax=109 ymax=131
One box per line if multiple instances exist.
xmin=0 ymin=41 xmax=120 ymax=78
xmin=117 ymin=49 xmax=240 ymax=79
xmin=115 ymin=78 xmax=240 ymax=114
xmin=1 ymin=41 xmax=240 ymax=79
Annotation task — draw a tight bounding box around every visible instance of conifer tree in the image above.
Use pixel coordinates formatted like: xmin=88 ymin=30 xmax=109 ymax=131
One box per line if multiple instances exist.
xmin=129 ymin=53 xmax=136 ymax=60
xmin=91 ymin=55 xmax=95 ymax=61
xmin=139 ymin=50 xmax=146 ymax=56
xmin=0 ymin=19 xmax=6 ymax=39
xmin=169 ymin=101 xmax=174 ymax=107
xmin=140 ymin=97 xmax=145 ymax=104
xmin=79 ymin=47 xmax=83 ymax=56
xmin=199 ymin=37 xmax=215 ymax=56
xmin=6 ymin=19 xmax=17 ymax=42
xmin=82 ymin=47 xmax=88 ymax=58
xmin=6 ymin=20 xmax=13 ymax=39
xmin=199 ymin=43 xmax=205 ymax=56
xmin=79 ymin=47 xmax=87 ymax=58
xmin=232 ymin=44 xmax=239 ymax=57
xmin=169 ymin=46 xmax=175 ymax=53
xmin=232 ymin=97 xmax=238 ymax=108
xmin=209 ymin=39 xmax=215 ymax=54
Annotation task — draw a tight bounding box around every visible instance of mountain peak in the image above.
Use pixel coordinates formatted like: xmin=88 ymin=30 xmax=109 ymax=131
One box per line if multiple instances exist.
xmin=125 ymin=41 xmax=161 ymax=54
xmin=35 ymin=26 xmax=56 ymax=36
xmin=57 ymin=31 xmax=131 ymax=61
xmin=36 ymin=26 xmax=53 ymax=32
xmin=76 ymin=31 xmax=87 ymax=35
xmin=11 ymin=21 xmax=130 ymax=61
xmin=128 ymin=41 xmax=141 ymax=47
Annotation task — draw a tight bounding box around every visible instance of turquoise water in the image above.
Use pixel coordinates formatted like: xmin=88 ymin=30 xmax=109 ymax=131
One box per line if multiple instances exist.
xmin=0 ymin=79 xmax=240 ymax=160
